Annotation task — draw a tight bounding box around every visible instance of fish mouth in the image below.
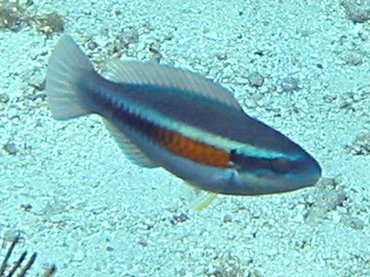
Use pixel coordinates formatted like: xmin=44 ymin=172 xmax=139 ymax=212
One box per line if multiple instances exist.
xmin=303 ymin=160 xmax=322 ymax=187
xmin=277 ymin=158 xmax=322 ymax=193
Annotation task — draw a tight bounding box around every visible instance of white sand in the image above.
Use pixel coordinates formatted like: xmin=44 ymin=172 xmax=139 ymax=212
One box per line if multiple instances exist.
xmin=0 ymin=0 xmax=369 ymax=276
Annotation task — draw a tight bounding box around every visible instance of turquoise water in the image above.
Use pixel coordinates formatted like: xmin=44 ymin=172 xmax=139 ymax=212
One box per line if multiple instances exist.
xmin=0 ymin=0 xmax=369 ymax=276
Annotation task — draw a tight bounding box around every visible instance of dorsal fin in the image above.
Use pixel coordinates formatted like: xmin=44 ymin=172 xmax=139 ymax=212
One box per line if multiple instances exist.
xmin=102 ymin=59 xmax=242 ymax=110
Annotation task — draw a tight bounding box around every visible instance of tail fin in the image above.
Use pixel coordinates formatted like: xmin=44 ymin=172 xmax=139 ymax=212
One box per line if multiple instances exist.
xmin=45 ymin=35 xmax=94 ymax=120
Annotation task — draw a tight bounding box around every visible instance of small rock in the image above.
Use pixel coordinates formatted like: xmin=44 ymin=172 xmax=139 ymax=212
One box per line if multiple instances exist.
xmin=137 ymin=238 xmax=148 ymax=247
xmin=281 ymin=77 xmax=301 ymax=92
xmin=344 ymin=216 xmax=365 ymax=230
xmin=343 ymin=51 xmax=363 ymax=65
xmin=323 ymin=94 xmax=337 ymax=103
xmin=347 ymin=134 xmax=370 ymax=155
xmin=222 ymin=214 xmax=233 ymax=223
xmin=86 ymin=39 xmax=98 ymax=51
xmin=248 ymin=72 xmax=264 ymax=87
xmin=4 ymin=142 xmax=18 ymax=155
xmin=170 ymin=212 xmax=190 ymax=225
xmin=341 ymin=0 xmax=370 ymax=23
xmin=216 ymin=52 xmax=228 ymax=61
xmin=0 ymin=93 xmax=10 ymax=103
xmin=20 ymin=203 xmax=32 ymax=212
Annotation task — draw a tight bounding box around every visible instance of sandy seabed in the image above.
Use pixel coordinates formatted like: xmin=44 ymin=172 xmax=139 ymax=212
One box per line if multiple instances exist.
xmin=0 ymin=0 xmax=369 ymax=276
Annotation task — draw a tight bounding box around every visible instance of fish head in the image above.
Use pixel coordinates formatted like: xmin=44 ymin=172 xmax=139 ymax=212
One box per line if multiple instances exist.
xmin=228 ymin=146 xmax=322 ymax=195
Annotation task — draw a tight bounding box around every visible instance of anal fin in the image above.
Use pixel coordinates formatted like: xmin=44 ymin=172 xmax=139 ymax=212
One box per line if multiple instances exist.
xmin=103 ymin=119 xmax=158 ymax=168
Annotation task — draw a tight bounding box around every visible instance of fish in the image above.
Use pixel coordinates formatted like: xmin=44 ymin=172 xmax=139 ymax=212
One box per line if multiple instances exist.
xmin=45 ymin=35 xmax=321 ymax=203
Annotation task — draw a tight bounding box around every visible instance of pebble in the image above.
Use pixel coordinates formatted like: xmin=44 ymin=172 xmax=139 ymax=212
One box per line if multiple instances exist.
xmin=3 ymin=142 xmax=18 ymax=155
xmin=216 ymin=52 xmax=228 ymax=61
xmin=343 ymin=51 xmax=363 ymax=65
xmin=0 ymin=93 xmax=10 ymax=103
xmin=281 ymin=77 xmax=301 ymax=92
xmin=341 ymin=0 xmax=370 ymax=23
xmin=248 ymin=72 xmax=264 ymax=87
xmin=222 ymin=214 xmax=233 ymax=223
xmin=344 ymin=216 xmax=365 ymax=230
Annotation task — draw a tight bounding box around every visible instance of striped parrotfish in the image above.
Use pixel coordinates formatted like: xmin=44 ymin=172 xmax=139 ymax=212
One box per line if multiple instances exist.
xmin=45 ymin=35 xmax=321 ymax=203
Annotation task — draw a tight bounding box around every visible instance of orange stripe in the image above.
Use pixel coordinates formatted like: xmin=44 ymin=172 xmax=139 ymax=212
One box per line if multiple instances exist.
xmin=155 ymin=128 xmax=231 ymax=168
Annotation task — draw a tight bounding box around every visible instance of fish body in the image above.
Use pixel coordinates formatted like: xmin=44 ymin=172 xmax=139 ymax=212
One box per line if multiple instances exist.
xmin=46 ymin=35 xmax=321 ymax=196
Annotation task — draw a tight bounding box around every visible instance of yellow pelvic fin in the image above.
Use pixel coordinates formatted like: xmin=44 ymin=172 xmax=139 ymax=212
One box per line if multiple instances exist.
xmin=190 ymin=189 xmax=218 ymax=211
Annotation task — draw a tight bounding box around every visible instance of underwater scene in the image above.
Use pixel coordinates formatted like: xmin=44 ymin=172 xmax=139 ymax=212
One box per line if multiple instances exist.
xmin=0 ymin=0 xmax=369 ymax=276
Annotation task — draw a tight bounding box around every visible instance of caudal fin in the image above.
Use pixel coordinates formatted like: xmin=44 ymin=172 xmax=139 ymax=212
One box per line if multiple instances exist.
xmin=45 ymin=35 xmax=94 ymax=120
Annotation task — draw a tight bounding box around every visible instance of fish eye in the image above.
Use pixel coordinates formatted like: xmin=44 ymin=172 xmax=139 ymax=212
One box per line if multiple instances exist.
xmin=270 ymin=158 xmax=290 ymax=174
